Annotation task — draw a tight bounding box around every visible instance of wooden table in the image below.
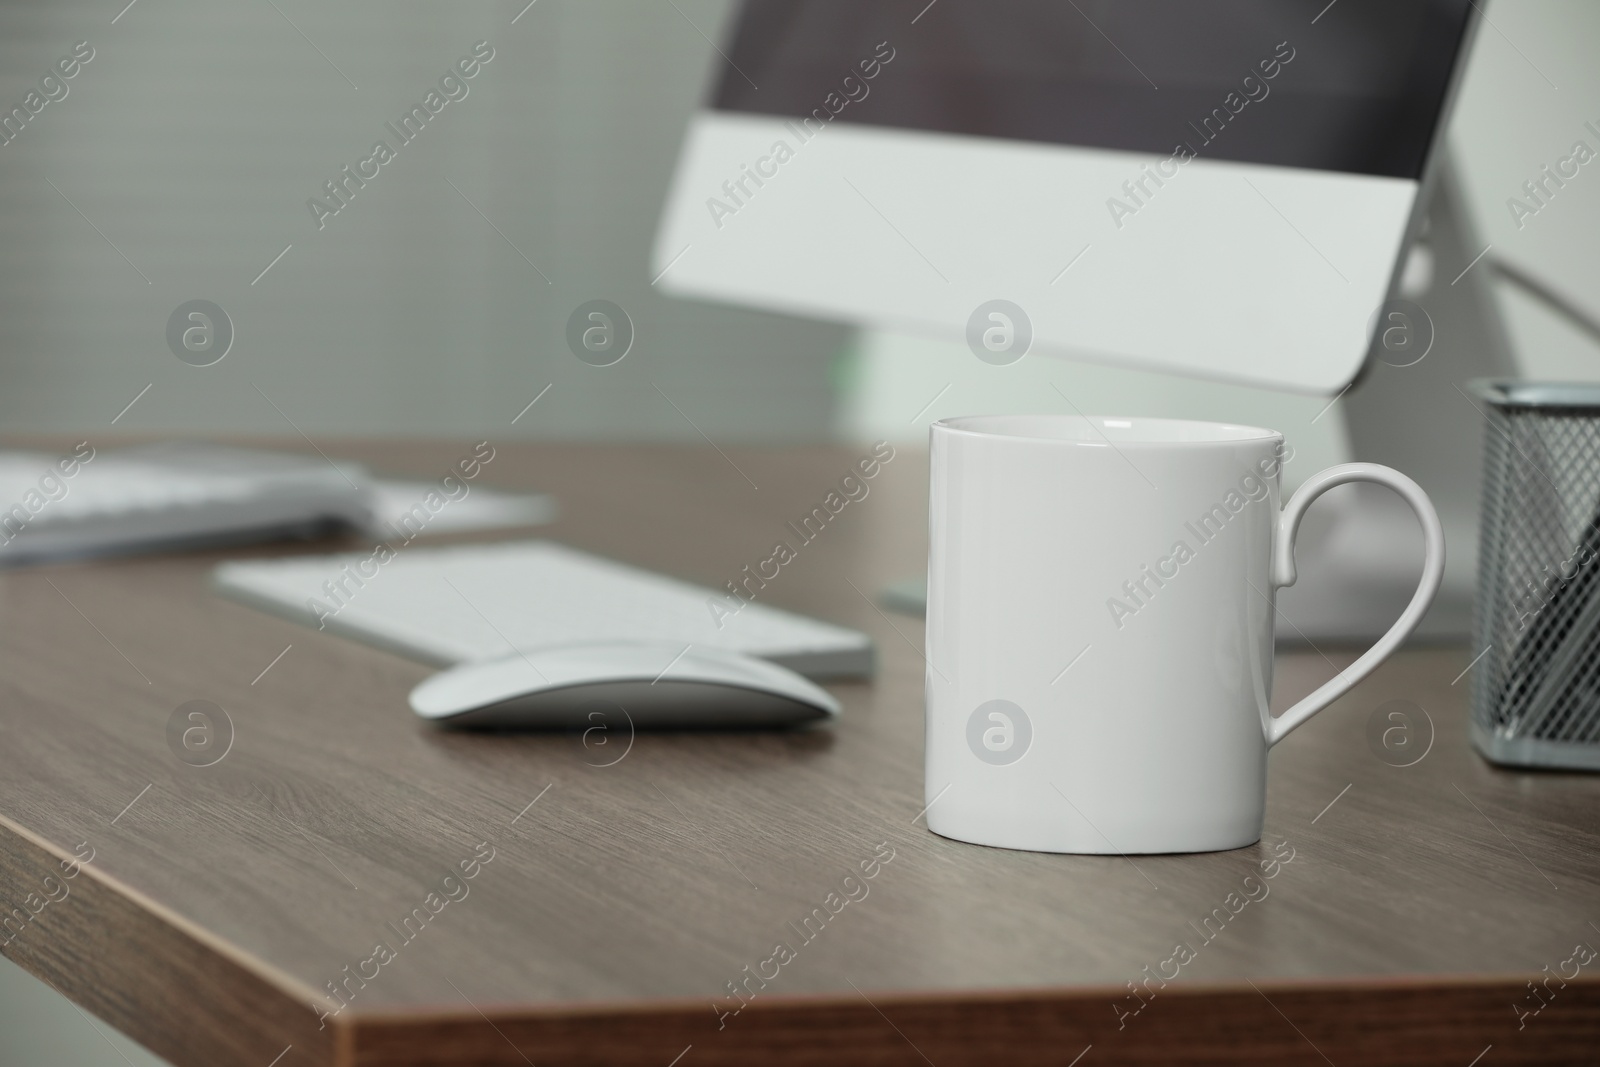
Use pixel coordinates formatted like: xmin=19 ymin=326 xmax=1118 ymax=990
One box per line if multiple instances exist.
xmin=0 ymin=441 xmax=1597 ymax=1067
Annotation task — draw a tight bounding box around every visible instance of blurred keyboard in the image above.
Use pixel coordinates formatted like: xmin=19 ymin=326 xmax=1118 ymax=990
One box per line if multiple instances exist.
xmin=0 ymin=442 xmax=372 ymax=565
xmin=215 ymin=540 xmax=875 ymax=679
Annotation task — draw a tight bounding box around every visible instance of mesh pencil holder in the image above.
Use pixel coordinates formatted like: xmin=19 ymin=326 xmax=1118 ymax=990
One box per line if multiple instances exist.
xmin=1472 ymin=380 xmax=1600 ymax=770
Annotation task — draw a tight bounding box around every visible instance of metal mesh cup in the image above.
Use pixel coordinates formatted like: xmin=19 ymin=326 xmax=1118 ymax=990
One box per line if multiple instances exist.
xmin=1472 ymin=380 xmax=1600 ymax=770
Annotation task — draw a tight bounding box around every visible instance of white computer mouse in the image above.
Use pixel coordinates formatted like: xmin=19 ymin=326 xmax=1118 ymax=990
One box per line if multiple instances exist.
xmin=408 ymin=641 xmax=842 ymax=729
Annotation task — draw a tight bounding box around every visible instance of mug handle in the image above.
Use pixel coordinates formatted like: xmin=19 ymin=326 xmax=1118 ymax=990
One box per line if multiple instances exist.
xmin=1266 ymin=462 xmax=1446 ymax=747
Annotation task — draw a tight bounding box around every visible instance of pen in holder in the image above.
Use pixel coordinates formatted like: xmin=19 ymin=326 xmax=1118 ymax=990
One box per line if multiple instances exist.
xmin=1472 ymin=380 xmax=1600 ymax=770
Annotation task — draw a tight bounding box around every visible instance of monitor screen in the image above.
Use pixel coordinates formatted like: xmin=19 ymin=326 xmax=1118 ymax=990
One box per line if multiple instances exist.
xmin=712 ymin=0 xmax=1474 ymax=179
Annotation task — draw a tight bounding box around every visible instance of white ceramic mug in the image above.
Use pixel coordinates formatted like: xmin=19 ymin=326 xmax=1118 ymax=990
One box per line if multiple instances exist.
xmin=924 ymin=415 xmax=1444 ymax=854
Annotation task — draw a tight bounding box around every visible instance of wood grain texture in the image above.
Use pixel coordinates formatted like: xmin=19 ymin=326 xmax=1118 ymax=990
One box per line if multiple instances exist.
xmin=0 ymin=439 xmax=1596 ymax=1066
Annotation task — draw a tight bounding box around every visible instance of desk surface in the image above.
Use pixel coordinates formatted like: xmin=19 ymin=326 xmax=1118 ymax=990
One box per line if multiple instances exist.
xmin=1 ymin=441 xmax=1597 ymax=1067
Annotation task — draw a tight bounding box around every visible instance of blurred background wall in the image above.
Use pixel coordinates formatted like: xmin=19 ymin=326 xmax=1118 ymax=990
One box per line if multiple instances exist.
xmin=0 ymin=0 xmax=848 ymax=442
xmin=2 ymin=1 xmax=1599 ymax=1063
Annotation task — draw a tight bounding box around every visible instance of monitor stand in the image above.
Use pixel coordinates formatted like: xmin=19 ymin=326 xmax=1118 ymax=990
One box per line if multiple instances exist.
xmin=1274 ymin=156 xmax=1515 ymax=643
xmin=882 ymin=157 xmax=1516 ymax=644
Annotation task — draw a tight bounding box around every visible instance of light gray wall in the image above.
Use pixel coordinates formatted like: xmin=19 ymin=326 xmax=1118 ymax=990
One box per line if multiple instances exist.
xmin=1450 ymin=0 xmax=1600 ymax=376
xmin=0 ymin=0 xmax=846 ymax=442
xmin=0 ymin=954 xmax=165 ymax=1067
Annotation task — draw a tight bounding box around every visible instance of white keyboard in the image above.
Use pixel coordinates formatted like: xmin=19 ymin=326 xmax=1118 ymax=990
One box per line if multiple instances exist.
xmin=0 ymin=443 xmax=372 ymax=564
xmin=214 ymin=541 xmax=875 ymax=679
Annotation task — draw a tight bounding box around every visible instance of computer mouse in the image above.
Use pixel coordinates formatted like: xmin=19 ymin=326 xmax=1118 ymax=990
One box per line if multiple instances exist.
xmin=408 ymin=641 xmax=842 ymax=729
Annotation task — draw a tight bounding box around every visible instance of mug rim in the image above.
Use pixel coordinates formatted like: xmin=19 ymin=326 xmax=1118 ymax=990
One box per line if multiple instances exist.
xmin=932 ymin=413 xmax=1283 ymax=448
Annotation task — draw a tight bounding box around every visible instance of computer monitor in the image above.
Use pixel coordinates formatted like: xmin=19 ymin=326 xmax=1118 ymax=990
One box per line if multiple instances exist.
xmin=653 ymin=0 xmax=1480 ymax=395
